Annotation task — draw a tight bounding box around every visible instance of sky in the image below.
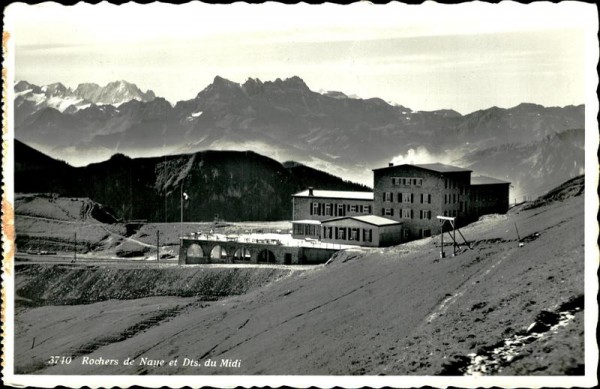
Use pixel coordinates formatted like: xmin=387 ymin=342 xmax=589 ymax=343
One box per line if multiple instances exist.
xmin=5 ymin=1 xmax=594 ymax=114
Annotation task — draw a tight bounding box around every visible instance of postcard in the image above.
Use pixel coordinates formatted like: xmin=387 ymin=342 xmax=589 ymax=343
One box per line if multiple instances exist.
xmin=2 ymin=2 xmax=598 ymax=388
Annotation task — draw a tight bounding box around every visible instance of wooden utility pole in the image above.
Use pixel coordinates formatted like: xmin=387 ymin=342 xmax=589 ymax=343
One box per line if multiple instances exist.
xmin=440 ymin=222 xmax=445 ymax=258
xmin=453 ymin=220 xmax=457 ymax=256
xmin=180 ymin=182 xmax=183 ymax=240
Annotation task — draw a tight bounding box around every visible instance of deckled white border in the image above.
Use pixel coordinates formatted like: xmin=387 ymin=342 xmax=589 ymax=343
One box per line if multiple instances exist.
xmin=2 ymin=1 xmax=598 ymax=388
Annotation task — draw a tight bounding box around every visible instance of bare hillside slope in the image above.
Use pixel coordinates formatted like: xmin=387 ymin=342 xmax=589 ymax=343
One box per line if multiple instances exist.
xmin=31 ymin=181 xmax=585 ymax=376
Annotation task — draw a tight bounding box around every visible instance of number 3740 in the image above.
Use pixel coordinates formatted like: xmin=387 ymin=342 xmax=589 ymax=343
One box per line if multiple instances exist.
xmin=48 ymin=356 xmax=72 ymax=365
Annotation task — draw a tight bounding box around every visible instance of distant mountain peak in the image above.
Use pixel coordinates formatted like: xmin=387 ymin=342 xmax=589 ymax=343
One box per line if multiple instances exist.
xmin=513 ymin=102 xmax=545 ymax=111
xmin=323 ymin=90 xmax=349 ymax=100
xmin=242 ymin=77 xmax=264 ymax=95
xmin=75 ymin=80 xmax=156 ymax=105
xmin=212 ymin=75 xmax=239 ymax=88
xmin=272 ymin=76 xmax=310 ymax=91
xmin=43 ymin=82 xmax=71 ymax=97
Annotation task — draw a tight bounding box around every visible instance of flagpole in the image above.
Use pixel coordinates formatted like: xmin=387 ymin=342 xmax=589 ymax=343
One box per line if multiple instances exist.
xmin=180 ymin=182 xmax=183 ymax=240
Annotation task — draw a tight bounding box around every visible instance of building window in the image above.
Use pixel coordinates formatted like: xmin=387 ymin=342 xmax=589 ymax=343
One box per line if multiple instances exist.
xmin=311 ymin=202 xmax=319 ymax=215
xmin=350 ymin=228 xmax=360 ymax=241
xmin=365 ymin=205 xmax=371 ymax=214
xmin=363 ymin=229 xmax=373 ymax=242
xmin=325 ymin=203 xmax=332 ymax=216
xmin=402 ymin=208 xmax=411 ymax=219
xmin=383 ymin=208 xmax=394 ymax=217
xmin=337 ymin=204 xmax=345 ymax=216
xmin=392 ymin=177 xmax=396 ymax=185
xmin=420 ymin=193 xmax=424 ymax=204
xmin=402 ymin=193 xmax=411 ymax=203
xmin=339 ymin=228 xmax=346 ymax=240
xmin=428 ymin=194 xmax=432 ymax=204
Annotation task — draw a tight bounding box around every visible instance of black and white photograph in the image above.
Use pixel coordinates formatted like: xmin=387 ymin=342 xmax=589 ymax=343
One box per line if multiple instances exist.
xmin=2 ymin=1 xmax=598 ymax=387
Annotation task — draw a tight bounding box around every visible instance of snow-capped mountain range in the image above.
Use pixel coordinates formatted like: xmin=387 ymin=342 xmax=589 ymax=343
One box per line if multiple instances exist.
xmin=14 ymin=80 xmax=156 ymax=122
xmin=14 ymin=76 xmax=585 ymax=200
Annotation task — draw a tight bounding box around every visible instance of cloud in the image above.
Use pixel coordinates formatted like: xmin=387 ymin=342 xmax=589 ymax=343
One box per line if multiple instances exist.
xmin=390 ymin=147 xmax=462 ymax=167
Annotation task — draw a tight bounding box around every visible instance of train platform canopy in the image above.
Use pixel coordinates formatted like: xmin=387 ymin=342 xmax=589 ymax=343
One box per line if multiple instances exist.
xmin=292 ymin=189 xmax=373 ymax=200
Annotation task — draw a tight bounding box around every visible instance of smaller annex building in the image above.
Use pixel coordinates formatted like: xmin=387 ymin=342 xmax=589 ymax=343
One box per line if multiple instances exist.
xmin=469 ymin=176 xmax=510 ymax=217
xmin=292 ymin=213 xmax=402 ymax=247
xmin=321 ymin=215 xmax=402 ymax=247
xmin=292 ymin=187 xmax=374 ymax=221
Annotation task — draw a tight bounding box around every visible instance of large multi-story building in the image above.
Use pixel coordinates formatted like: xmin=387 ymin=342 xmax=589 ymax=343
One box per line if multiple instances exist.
xmin=292 ymin=162 xmax=510 ymax=246
xmin=373 ymin=163 xmax=474 ymax=240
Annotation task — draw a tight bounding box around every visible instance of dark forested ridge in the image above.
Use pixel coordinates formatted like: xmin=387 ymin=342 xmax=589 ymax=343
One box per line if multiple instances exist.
xmin=15 ymin=140 xmax=369 ymax=222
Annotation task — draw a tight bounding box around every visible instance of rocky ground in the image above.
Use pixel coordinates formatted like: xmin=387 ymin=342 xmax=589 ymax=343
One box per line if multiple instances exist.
xmin=12 ymin=179 xmax=587 ymax=377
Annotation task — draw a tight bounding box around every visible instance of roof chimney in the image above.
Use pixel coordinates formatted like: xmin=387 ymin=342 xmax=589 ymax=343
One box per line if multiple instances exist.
xmin=389 ymin=162 xmax=394 ymax=167
xmin=308 ymin=187 xmax=314 ymax=196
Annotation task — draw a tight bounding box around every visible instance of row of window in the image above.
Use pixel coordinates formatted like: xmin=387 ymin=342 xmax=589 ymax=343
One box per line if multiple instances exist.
xmin=471 ymin=191 xmax=501 ymax=202
xmin=445 ymin=179 xmax=467 ymax=194
xmin=293 ymin=224 xmax=319 ymax=236
xmin=310 ymin=202 xmax=372 ymax=217
xmin=322 ymin=226 xmax=373 ymax=242
xmin=381 ymin=208 xmax=433 ymax=220
xmin=444 ymin=193 xmax=459 ymax=204
xmin=382 ymin=192 xmax=432 ymax=204
xmin=391 ymin=177 xmax=423 ymax=186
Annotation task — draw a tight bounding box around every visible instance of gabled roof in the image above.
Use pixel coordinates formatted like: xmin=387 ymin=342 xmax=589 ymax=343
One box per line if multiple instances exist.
xmin=293 ymin=189 xmax=374 ymax=200
xmin=322 ymin=215 xmax=402 ymax=227
xmin=373 ymin=162 xmax=471 ymax=174
xmin=471 ymin=175 xmax=511 ymax=185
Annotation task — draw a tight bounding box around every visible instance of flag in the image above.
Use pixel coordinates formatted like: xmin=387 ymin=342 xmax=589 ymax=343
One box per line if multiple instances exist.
xmin=183 ymin=192 xmax=190 ymax=200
